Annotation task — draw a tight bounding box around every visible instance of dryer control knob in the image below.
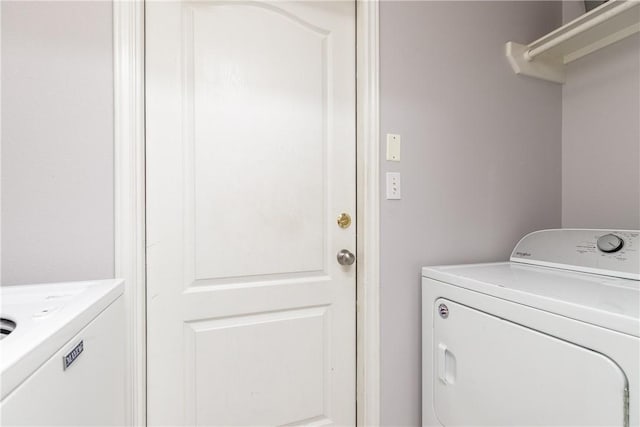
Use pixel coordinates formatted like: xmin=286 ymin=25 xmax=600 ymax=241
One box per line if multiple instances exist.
xmin=596 ymin=233 xmax=624 ymax=253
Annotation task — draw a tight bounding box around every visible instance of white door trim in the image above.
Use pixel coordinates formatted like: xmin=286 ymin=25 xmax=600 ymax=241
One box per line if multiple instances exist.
xmin=113 ymin=1 xmax=380 ymax=425
xmin=356 ymin=1 xmax=381 ymax=425
xmin=113 ymin=1 xmax=146 ymax=426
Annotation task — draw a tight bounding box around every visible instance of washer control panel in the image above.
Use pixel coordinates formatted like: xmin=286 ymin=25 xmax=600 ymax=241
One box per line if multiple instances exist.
xmin=511 ymin=229 xmax=639 ymax=280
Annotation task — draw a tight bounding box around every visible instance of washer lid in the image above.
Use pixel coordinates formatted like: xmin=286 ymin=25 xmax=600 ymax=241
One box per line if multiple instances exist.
xmin=422 ymin=262 xmax=640 ymax=337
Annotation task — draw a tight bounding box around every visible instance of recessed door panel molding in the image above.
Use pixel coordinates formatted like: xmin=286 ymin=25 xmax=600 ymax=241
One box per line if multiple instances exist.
xmin=180 ymin=2 xmax=331 ymax=284
xmin=146 ymin=1 xmax=356 ymax=425
xmin=184 ymin=306 xmax=330 ymax=426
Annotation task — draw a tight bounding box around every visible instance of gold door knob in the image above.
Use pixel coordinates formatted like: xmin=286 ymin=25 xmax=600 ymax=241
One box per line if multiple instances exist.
xmin=337 ymin=213 xmax=352 ymax=229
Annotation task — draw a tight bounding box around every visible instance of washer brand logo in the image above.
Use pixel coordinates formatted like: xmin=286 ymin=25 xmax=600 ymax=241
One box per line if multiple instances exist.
xmin=515 ymin=251 xmax=532 ymax=257
xmin=63 ymin=340 xmax=84 ymax=370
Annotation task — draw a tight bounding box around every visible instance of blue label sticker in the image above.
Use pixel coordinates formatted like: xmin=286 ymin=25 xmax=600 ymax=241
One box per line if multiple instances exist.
xmin=63 ymin=340 xmax=84 ymax=370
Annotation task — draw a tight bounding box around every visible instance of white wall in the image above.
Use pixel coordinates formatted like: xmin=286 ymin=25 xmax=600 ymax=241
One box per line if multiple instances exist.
xmin=1 ymin=1 xmax=114 ymax=285
xmin=379 ymin=2 xmax=563 ymax=424
xmin=562 ymin=3 xmax=640 ymax=229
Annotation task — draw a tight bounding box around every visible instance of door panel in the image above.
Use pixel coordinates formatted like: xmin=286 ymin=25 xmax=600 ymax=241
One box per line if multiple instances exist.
xmin=189 ymin=3 xmax=328 ymax=281
xmin=433 ymin=298 xmax=627 ymax=426
xmin=185 ymin=307 xmax=328 ymax=426
xmin=146 ymin=1 xmax=356 ymax=425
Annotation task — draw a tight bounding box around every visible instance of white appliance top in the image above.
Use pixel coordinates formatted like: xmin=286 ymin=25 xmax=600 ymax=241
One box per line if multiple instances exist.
xmin=0 ymin=279 xmax=124 ymax=400
xmin=422 ymin=229 xmax=640 ymax=337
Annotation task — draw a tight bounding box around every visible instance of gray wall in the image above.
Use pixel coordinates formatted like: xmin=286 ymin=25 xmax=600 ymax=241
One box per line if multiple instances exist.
xmin=379 ymin=2 xmax=563 ymax=425
xmin=561 ymin=8 xmax=640 ymax=229
xmin=1 ymin=1 xmax=114 ymax=285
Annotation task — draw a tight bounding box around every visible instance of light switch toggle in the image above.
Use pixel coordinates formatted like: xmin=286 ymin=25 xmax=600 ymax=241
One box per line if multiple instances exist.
xmin=386 ymin=172 xmax=401 ymax=200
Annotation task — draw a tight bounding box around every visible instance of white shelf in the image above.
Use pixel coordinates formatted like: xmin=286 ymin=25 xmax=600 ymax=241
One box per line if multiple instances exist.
xmin=506 ymin=0 xmax=640 ymax=83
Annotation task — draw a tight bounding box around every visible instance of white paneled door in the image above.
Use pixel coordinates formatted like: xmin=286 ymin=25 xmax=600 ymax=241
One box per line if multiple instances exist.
xmin=145 ymin=1 xmax=356 ymax=425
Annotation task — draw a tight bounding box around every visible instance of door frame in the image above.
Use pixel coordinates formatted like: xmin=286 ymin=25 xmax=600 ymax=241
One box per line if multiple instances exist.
xmin=113 ymin=1 xmax=380 ymax=425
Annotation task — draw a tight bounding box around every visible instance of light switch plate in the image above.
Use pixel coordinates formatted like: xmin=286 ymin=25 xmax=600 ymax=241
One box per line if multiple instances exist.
xmin=386 ymin=172 xmax=401 ymax=200
xmin=386 ymin=134 xmax=401 ymax=161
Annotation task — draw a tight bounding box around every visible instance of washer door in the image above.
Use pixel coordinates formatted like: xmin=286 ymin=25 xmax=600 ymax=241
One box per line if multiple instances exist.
xmin=433 ymin=298 xmax=628 ymax=426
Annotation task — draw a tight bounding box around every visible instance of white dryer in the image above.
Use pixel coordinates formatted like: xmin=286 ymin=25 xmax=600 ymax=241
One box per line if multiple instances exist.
xmin=422 ymin=229 xmax=639 ymax=426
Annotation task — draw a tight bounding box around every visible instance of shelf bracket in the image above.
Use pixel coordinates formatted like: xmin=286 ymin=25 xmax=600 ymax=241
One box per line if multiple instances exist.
xmin=505 ymin=42 xmax=565 ymax=84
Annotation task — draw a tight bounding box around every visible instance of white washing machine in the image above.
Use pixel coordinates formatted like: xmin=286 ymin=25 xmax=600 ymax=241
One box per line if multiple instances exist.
xmin=422 ymin=229 xmax=639 ymax=426
xmin=1 ymin=279 xmax=125 ymax=426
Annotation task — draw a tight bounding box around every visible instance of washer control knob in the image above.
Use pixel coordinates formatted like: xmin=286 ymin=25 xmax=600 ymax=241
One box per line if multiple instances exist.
xmin=597 ymin=233 xmax=624 ymax=253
